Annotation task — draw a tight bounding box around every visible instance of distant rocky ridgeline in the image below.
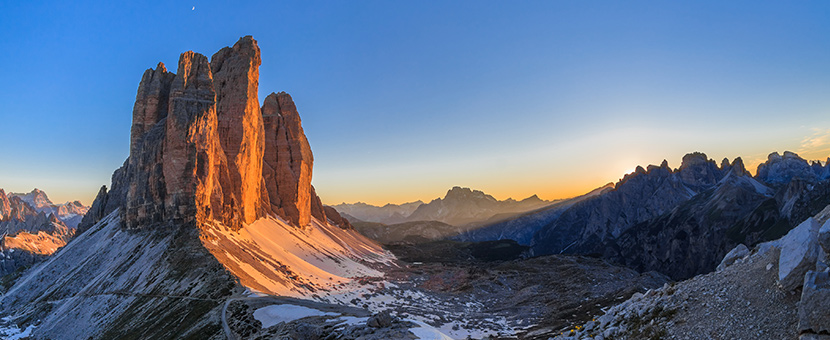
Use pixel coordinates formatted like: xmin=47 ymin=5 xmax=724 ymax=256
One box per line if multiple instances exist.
xmin=1 ymin=188 xmax=87 ymax=228
xmin=0 ymin=188 xmax=84 ymax=279
xmin=460 ymin=151 xmax=830 ymax=280
xmin=334 ymin=186 xmax=550 ymax=226
xmin=81 ymin=36 xmax=349 ymax=231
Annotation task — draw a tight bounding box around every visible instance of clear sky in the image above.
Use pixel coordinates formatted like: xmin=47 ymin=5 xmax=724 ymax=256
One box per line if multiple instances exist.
xmin=1 ymin=1 xmax=829 ymax=206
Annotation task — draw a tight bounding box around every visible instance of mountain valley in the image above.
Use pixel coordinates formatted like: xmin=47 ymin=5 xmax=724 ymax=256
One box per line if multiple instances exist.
xmin=1 ymin=35 xmax=829 ymax=340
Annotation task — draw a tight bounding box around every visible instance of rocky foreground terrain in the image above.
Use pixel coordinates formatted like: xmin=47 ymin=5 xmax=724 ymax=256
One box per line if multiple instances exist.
xmin=552 ymin=206 xmax=830 ymax=340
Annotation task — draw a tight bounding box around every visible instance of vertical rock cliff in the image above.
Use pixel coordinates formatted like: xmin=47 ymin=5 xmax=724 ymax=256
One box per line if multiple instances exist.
xmin=1 ymin=36 xmax=379 ymax=340
xmin=86 ymin=35 xmax=345 ymax=231
xmin=262 ymin=92 xmax=316 ymax=226
xmin=211 ymin=36 xmax=265 ymax=226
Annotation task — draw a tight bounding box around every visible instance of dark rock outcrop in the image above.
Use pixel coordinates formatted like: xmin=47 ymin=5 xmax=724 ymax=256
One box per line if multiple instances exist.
xmin=323 ymin=206 xmax=352 ymax=230
xmin=261 ymin=92 xmax=315 ymax=226
xmin=471 ymin=151 xmax=830 ymax=280
xmin=757 ymin=151 xmax=818 ymax=185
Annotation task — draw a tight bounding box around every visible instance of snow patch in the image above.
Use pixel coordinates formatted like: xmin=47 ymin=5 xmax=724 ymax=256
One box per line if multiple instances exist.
xmin=253 ymin=304 xmax=339 ymax=328
xmin=409 ymin=320 xmax=454 ymax=340
xmin=0 ymin=324 xmax=36 ymax=340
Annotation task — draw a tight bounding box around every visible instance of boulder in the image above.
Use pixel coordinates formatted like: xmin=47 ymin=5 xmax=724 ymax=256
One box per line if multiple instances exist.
xmin=819 ymin=219 xmax=830 ymax=253
xmin=367 ymin=311 xmax=394 ymax=328
xmin=779 ymin=217 xmax=821 ymax=290
xmin=798 ymin=271 xmax=830 ymax=336
xmin=717 ymin=244 xmax=749 ymax=271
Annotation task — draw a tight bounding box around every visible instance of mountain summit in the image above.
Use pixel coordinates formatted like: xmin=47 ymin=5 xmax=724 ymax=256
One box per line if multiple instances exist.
xmin=80 ymin=36 xmax=335 ymax=232
xmin=1 ymin=36 xmax=390 ymax=339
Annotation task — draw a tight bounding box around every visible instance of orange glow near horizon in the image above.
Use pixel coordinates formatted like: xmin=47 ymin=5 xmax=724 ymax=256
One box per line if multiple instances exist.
xmin=315 ymin=142 xmax=830 ymax=207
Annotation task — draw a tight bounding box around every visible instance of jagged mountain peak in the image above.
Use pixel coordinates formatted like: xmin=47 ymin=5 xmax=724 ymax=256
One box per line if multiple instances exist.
xmin=679 ymin=151 xmax=712 ymax=169
xmin=756 ymin=150 xmax=816 ymax=185
xmin=81 ymin=35 xmax=347 ymax=231
xmin=1 ymin=36 xmax=392 ymax=339
xmin=9 ymin=188 xmax=54 ymax=211
xmin=444 ymin=186 xmax=496 ymax=202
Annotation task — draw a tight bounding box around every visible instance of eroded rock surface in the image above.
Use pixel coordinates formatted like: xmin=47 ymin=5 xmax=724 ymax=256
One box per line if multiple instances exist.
xmin=98 ymin=35 xmax=349 ymax=231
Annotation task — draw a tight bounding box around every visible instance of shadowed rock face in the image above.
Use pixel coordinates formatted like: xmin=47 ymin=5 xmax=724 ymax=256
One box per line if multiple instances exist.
xmin=262 ymin=92 xmax=315 ymax=227
xmin=84 ymin=35 xmax=348 ymax=231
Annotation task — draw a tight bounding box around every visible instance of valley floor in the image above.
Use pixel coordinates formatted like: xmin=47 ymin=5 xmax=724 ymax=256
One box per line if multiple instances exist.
xmin=224 ymin=240 xmax=668 ymax=339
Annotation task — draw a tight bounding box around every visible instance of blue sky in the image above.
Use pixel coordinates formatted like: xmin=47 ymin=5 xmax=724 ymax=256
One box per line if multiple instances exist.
xmin=1 ymin=1 xmax=829 ymax=205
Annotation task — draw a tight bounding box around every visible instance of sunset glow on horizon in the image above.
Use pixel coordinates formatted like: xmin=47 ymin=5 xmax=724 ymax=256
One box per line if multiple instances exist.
xmin=1 ymin=1 xmax=829 ymax=207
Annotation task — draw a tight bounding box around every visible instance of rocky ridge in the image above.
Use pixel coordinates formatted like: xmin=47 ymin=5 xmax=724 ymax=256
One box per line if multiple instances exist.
xmin=0 ymin=188 xmax=79 ymax=279
xmin=406 ymin=186 xmax=551 ymax=226
xmin=333 ymin=200 xmax=424 ymax=225
xmin=334 ymin=187 xmax=550 ymax=227
xmin=552 ymin=205 xmax=830 ymax=340
xmin=466 ymin=151 xmax=830 ymax=281
xmin=6 ymin=189 xmax=88 ymax=228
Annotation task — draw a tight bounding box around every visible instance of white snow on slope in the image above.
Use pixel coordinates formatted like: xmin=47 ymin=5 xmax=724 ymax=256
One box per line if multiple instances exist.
xmin=253 ymin=304 xmax=338 ymax=328
xmin=410 ymin=320 xmax=454 ymax=340
xmin=200 ymin=216 xmax=395 ymax=297
xmin=0 ymin=324 xmax=36 ymax=340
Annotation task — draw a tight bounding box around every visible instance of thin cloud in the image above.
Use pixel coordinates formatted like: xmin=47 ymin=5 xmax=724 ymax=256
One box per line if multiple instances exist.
xmin=797 ymin=128 xmax=830 ymax=162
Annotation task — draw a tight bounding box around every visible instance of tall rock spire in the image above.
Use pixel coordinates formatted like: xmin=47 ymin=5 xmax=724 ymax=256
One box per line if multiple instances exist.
xmin=211 ymin=36 xmax=265 ymax=226
xmin=91 ymin=36 xmax=351 ymax=231
xmin=129 ymin=62 xmax=175 ymax=158
xmin=162 ymin=51 xmax=224 ymax=226
xmin=262 ymin=92 xmax=314 ymax=226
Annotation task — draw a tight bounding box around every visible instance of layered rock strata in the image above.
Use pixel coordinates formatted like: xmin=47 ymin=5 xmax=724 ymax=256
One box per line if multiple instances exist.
xmin=84 ymin=35 xmax=347 ymax=231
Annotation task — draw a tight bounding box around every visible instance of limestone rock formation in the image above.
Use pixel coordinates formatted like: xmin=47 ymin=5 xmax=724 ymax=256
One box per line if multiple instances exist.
xmin=211 ymin=35 xmax=265 ymax=226
xmin=0 ymin=189 xmax=79 ymax=277
xmin=778 ymin=217 xmax=821 ymax=290
xmin=799 ymin=271 xmax=830 ymax=337
xmin=85 ymin=35 xmax=349 ymax=231
xmin=261 ymin=91 xmax=315 ymax=226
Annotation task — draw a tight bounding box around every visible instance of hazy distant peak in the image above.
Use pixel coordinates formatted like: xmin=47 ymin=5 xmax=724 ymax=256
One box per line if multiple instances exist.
xmin=756 ymin=150 xmax=815 ymax=184
xmin=679 ymin=152 xmax=714 ymax=170
xmin=443 ymin=186 xmax=496 ymax=202
xmin=9 ymin=188 xmax=54 ymax=210
xmin=521 ymin=194 xmax=543 ymax=203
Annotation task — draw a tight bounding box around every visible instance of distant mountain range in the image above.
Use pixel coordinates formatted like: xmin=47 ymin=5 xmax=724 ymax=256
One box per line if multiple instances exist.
xmin=333 ymin=186 xmax=551 ymax=227
xmin=332 ymin=200 xmax=424 ymax=225
xmin=461 ymin=151 xmax=830 ymax=280
xmin=334 ymin=186 xmax=557 ymax=245
xmin=0 ymin=188 xmax=87 ymax=279
xmin=6 ymin=188 xmax=89 ymax=228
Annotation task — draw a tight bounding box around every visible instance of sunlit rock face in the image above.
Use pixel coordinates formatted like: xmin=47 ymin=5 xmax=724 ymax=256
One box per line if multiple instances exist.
xmin=211 ymin=36 xmax=265 ymax=226
xmin=90 ymin=35 xmax=349 ymax=231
